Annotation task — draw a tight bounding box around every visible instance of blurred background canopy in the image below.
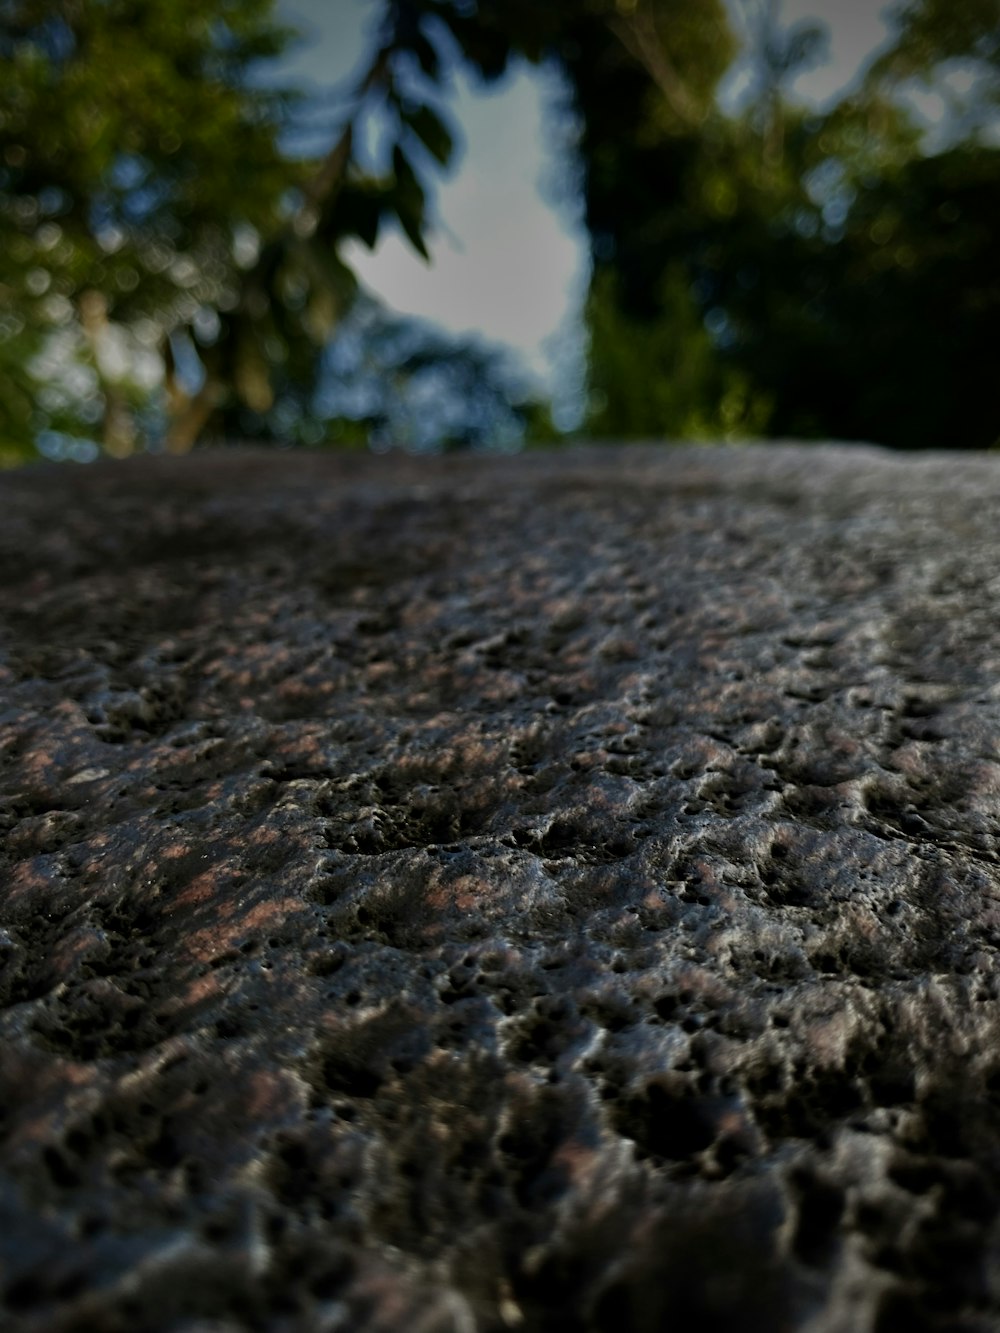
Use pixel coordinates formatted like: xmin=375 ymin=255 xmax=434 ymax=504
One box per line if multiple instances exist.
xmin=1 ymin=0 xmax=998 ymax=463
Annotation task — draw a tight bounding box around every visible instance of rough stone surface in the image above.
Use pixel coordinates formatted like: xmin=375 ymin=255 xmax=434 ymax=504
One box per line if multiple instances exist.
xmin=3 ymin=442 xmax=1000 ymax=1331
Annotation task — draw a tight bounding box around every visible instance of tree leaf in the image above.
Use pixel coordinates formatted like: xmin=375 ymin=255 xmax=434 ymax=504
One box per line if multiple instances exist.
xmin=337 ymin=186 xmax=383 ymax=249
xmin=389 ymin=145 xmax=430 ymax=258
xmin=402 ymin=103 xmax=455 ymax=166
xmin=395 ymin=201 xmax=430 ymax=260
xmin=411 ymin=31 xmax=440 ymax=78
xmin=392 ymin=144 xmax=423 ymax=199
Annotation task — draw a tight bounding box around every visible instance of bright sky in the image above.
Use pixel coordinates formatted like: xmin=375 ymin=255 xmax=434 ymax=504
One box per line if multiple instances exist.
xmin=276 ymin=1 xmax=897 ymax=410
xmin=775 ymin=0 xmax=894 ymax=103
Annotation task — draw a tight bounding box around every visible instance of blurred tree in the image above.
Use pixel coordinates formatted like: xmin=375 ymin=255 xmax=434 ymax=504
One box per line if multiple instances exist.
xmin=0 ymin=0 xmax=580 ymax=459
xmin=0 ymin=0 xmax=301 ymax=457
xmin=0 ymin=0 xmax=477 ymax=458
xmin=547 ymin=0 xmax=1000 ymax=448
xmin=538 ymin=0 xmax=790 ymax=438
xmin=711 ymin=0 xmax=1000 ymax=448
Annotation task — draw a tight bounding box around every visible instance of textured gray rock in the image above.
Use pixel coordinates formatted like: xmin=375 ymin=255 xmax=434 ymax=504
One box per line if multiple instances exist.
xmin=3 ymin=442 xmax=1000 ymax=1331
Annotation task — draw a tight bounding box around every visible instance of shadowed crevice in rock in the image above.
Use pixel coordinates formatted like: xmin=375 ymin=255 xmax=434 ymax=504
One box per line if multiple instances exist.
xmin=3 ymin=443 xmax=1000 ymax=1330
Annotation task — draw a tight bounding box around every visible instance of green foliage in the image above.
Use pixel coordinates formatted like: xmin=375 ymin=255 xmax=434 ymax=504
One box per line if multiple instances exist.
xmin=0 ymin=0 xmax=302 ymax=456
xmin=556 ymin=0 xmax=1000 ymax=448
xmin=586 ymin=267 xmax=771 ymax=439
xmin=0 ymin=0 xmax=480 ymax=458
xmin=4 ymin=0 xmax=1000 ymax=460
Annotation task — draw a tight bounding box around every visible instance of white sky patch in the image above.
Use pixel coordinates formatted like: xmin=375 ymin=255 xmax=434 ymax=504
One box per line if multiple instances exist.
xmin=782 ymin=0 xmax=896 ymax=104
xmin=721 ymin=0 xmax=897 ymax=107
xmin=942 ymin=65 xmax=978 ymax=97
xmin=906 ymin=87 xmax=948 ymax=124
xmin=344 ymin=70 xmax=584 ymax=385
xmin=278 ymin=0 xmax=372 ymax=91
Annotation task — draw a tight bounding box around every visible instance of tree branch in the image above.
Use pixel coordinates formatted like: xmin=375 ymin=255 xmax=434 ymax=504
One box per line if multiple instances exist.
xmin=607 ymin=7 xmax=702 ymax=127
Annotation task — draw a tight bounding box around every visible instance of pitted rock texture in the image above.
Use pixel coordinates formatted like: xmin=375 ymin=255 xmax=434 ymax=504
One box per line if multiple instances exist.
xmin=3 ymin=442 xmax=1000 ymax=1331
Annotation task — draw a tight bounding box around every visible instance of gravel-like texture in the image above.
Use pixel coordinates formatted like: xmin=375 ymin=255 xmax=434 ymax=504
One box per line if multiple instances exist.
xmin=3 ymin=442 xmax=1000 ymax=1331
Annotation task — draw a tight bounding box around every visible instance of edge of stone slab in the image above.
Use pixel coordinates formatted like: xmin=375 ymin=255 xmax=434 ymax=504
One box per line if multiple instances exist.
xmin=3 ymin=436 xmax=999 ymax=490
